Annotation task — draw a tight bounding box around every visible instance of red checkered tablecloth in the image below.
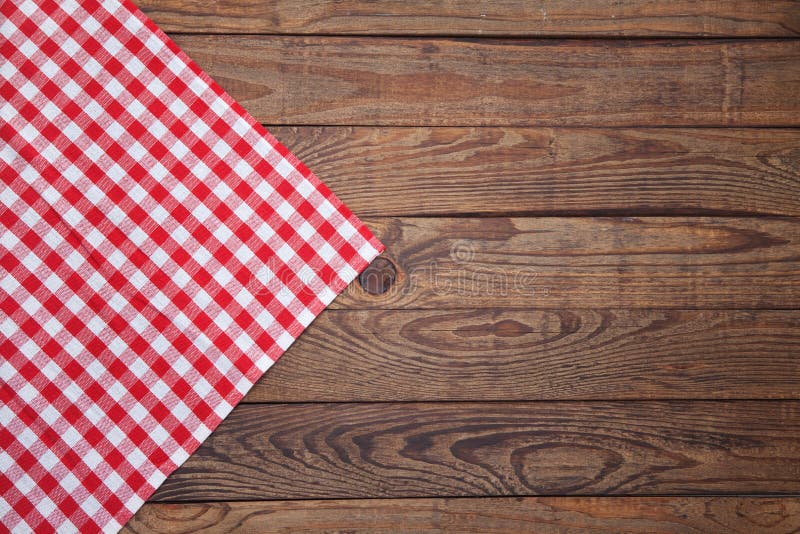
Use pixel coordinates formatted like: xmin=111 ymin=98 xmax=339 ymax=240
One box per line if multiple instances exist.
xmin=0 ymin=1 xmax=383 ymax=531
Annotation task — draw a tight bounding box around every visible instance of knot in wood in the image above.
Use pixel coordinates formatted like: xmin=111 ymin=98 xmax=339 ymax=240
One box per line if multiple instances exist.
xmin=359 ymin=257 xmax=396 ymax=295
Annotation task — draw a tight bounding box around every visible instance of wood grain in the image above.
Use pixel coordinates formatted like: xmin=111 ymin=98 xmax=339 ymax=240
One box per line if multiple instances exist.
xmin=242 ymin=309 xmax=800 ymax=402
xmin=171 ymin=36 xmax=800 ymax=127
xmin=152 ymin=401 xmax=800 ymax=501
xmin=135 ymin=3 xmax=800 ymax=526
xmin=268 ymin=127 xmax=800 ymax=217
xmin=140 ymin=0 xmax=800 ymax=37
xmin=333 ymin=217 xmax=800 ymax=310
xmin=129 ymin=497 xmax=800 ymax=533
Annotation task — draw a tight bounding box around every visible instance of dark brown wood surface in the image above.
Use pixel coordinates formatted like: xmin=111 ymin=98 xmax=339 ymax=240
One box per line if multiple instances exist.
xmin=140 ymin=0 xmax=800 ymax=37
xmin=241 ymin=309 xmax=800 ymax=402
xmin=268 ymin=127 xmax=800 ymax=217
xmin=172 ymin=36 xmax=800 ymax=127
xmin=152 ymin=401 xmax=800 ymax=501
xmin=333 ymin=217 xmax=800 ymax=310
xmin=130 ymin=497 xmax=800 ymax=533
xmin=129 ymin=1 xmax=800 ymax=531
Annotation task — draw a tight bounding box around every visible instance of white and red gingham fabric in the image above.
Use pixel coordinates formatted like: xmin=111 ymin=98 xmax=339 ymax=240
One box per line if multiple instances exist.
xmin=0 ymin=0 xmax=383 ymax=531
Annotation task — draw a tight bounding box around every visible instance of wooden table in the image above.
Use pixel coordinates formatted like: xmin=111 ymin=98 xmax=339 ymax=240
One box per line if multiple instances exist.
xmin=126 ymin=1 xmax=800 ymax=531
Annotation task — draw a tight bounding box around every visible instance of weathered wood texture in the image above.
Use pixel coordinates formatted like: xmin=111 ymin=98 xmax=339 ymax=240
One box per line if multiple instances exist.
xmin=171 ymin=36 xmax=800 ymax=127
xmin=138 ymin=2 xmax=800 ymax=527
xmin=152 ymin=401 xmax=800 ymax=501
xmin=129 ymin=497 xmax=800 ymax=533
xmin=331 ymin=217 xmax=800 ymax=310
xmin=242 ymin=309 xmax=800 ymax=402
xmin=141 ymin=0 xmax=800 ymax=37
xmin=268 ymin=127 xmax=800 ymax=217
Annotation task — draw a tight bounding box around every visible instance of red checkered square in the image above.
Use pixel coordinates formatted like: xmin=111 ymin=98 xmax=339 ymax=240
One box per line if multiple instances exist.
xmin=0 ymin=1 xmax=383 ymax=531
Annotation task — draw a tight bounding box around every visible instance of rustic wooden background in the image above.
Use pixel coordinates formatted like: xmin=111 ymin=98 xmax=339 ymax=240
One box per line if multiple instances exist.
xmin=125 ymin=1 xmax=800 ymax=532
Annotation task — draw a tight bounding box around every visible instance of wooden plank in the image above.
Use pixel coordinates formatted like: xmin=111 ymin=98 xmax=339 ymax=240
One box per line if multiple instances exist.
xmin=171 ymin=36 xmax=800 ymax=127
xmin=332 ymin=217 xmax=800 ymax=310
xmin=269 ymin=127 xmax=800 ymax=217
xmin=242 ymin=309 xmax=800 ymax=402
xmin=140 ymin=0 xmax=800 ymax=37
xmin=152 ymin=401 xmax=800 ymax=501
xmin=129 ymin=497 xmax=800 ymax=533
